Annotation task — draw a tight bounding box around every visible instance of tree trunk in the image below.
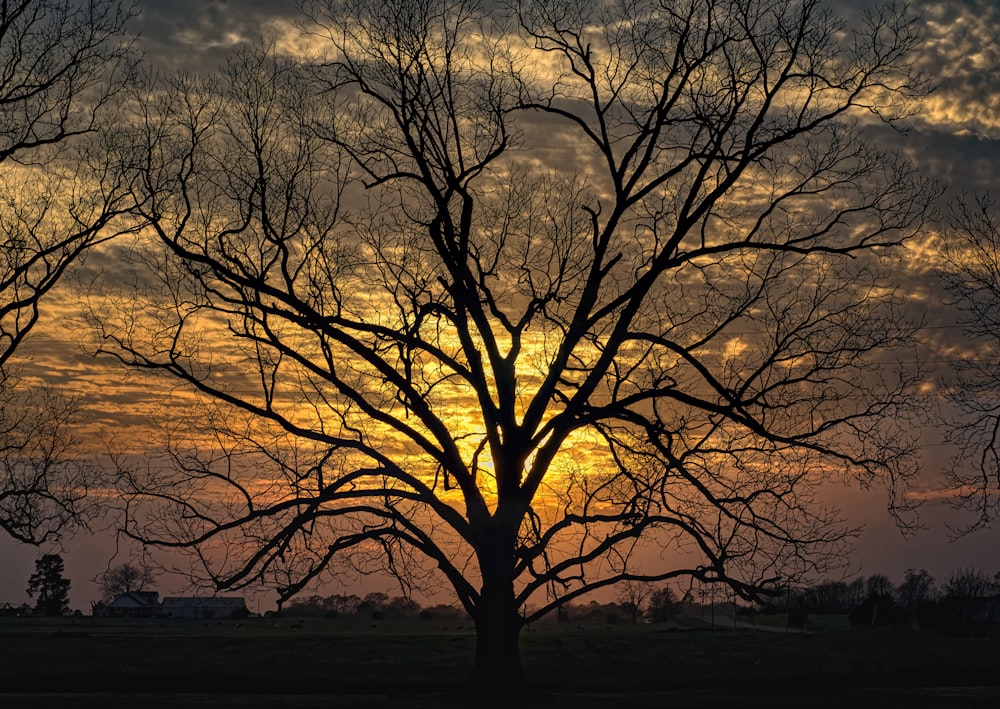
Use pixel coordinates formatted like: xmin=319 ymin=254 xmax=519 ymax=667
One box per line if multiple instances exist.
xmin=466 ymin=524 xmax=526 ymax=690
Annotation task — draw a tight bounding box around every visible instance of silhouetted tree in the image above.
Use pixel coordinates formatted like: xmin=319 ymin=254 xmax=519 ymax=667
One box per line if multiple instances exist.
xmin=938 ymin=194 xmax=1000 ymax=533
xmin=357 ymin=592 xmax=390 ymax=619
xmin=866 ymin=574 xmax=894 ymax=599
xmin=647 ymin=586 xmax=679 ymax=624
xmin=897 ymin=568 xmax=935 ymax=614
xmin=328 ymin=593 xmax=362 ymax=616
xmin=804 ymin=580 xmax=856 ymax=614
xmin=846 ymin=578 xmax=867 ymax=609
xmin=0 ymin=0 xmax=137 ymax=544
xmin=937 ymin=567 xmax=1000 ymax=637
xmin=0 ymin=0 xmax=137 ymax=373
xmin=385 ymin=595 xmax=422 ymax=619
xmin=0 ymin=387 xmax=104 ymax=544
xmin=943 ymin=567 xmax=997 ymax=600
xmin=95 ymin=562 xmax=157 ymax=602
xmin=26 ymin=553 xmax=71 ymax=616
xmin=617 ymin=580 xmax=652 ymax=626
xmin=847 ymin=572 xmax=902 ymax=628
xmin=97 ymin=0 xmax=933 ymax=687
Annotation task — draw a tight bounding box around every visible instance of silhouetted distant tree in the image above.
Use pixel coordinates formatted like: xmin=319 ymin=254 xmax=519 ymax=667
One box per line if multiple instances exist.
xmin=896 ymin=568 xmax=935 ymax=616
xmin=846 ymin=573 xmax=908 ymax=628
xmin=328 ymin=594 xmax=362 ymax=616
xmin=26 ymin=553 xmax=71 ymax=616
xmin=385 ymin=595 xmax=422 ymax=619
xmin=804 ymin=580 xmax=856 ymax=614
xmin=95 ymin=562 xmax=157 ymax=602
xmin=357 ymin=592 xmax=390 ymax=619
xmin=420 ymin=603 xmax=466 ymax=622
xmin=937 ymin=567 xmax=1000 ymax=637
xmin=285 ymin=595 xmax=324 ymax=617
xmin=99 ymin=0 xmax=934 ymax=686
xmin=846 ymin=578 xmax=867 ymax=609
xmin=617 ymin=580 xmax=652 ymax=626
xmin=647 ymin=586 xmax=679 ymax=624
xmin=944 ymin=567 xmax=997 ymax=600
xmin=866 ymin=574 xmax=894 ymax=599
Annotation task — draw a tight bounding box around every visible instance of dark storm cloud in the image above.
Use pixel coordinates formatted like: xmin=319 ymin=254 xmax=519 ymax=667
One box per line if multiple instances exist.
xmin=135 ymin=0 xmax=302 ymax=69
xmin=894 ymin=0 xmax=1000 ymax=193
xmin=826 ymin=0 xmax=999 ymax=138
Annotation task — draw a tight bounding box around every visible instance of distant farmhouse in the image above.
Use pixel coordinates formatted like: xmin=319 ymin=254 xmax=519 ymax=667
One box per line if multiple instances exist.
xmin=93 ymin=592 xmax=248 ymax=620
xmin=95 ymin=591 xmax=163 ymax=618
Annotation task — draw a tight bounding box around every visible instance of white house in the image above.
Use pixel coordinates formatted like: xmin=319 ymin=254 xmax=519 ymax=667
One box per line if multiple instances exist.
xmin=92 ymin=592 xmax=248 ymax=619
xmin=93 ymin=591 xmax=163 ymax=618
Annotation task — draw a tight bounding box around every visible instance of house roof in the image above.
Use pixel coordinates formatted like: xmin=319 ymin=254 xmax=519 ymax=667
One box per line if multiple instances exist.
xmin=107 ymin=591 xmax=160 ymax=608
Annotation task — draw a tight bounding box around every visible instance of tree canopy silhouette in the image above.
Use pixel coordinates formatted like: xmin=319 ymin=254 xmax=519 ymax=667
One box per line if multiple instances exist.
xmin=26 ymin=553 xmax=71 ymax=616
xmin=938 ymin=194 xmax=1000 ymax=533
xmin=96 ymin=0 xmax=933 ymax=687
xmin=0 ymin=0 xmax=137 ymax=544
xmin=95 ymin=561 xmax=157 ymax=602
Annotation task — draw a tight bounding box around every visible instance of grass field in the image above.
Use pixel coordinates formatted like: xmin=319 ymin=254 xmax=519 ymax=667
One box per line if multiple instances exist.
xmin=2 ymin=615 xmax=999 ymax=707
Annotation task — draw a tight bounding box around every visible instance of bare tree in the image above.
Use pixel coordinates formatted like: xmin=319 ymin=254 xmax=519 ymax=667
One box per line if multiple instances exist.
xmin=96 ymin=0 xmax=933 ymax=687
xmin=616 ymin=580 xmax=652 ymax=626
xmin=940 ymin=566 xmax=999 ymax=636
xmin=95 ymin=561 xmax=157 ymax=602
xmin=0 ymin=1 xmax=138 ymax=543
xmin=937 ymin=194 xmax=1000 ymax=533
xmin=943 ymin=566 xmax=998 ymax=601
xmin=0 ymin=0 xmax=138 ymax=372
xmin=0 ymin=385 xmax=101 ymax=544
xmin=865 ymin=573 xmax=894 ymax=599
xmin=896 ymin=567 xmax=934 ymax=615
xmin=646 ymin=585 xmax=680 ymax=624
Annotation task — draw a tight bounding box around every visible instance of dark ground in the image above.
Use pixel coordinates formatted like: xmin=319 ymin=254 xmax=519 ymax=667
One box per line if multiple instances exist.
xmin=2 ymin=616 xmax=998 ymax=707
xmin=5 ymin=687 xmax=1000 ymax=709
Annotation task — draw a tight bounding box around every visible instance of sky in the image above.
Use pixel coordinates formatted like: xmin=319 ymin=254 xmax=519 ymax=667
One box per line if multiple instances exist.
xmin=3 ymin=0 xmax=1000 ymax=612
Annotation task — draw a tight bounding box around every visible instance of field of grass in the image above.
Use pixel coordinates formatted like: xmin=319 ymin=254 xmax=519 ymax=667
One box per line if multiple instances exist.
xmin=2 ymin=615 xmax=999 ymax=707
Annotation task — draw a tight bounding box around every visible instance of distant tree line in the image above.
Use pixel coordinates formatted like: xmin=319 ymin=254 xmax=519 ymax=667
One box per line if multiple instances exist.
xmin=281 ymin=592 xmax=463 ymax=622
xmin=281 ymin=584 xmax=682 ymax=626
xmin=779 ymin=568 xmax=1000 ymax=637
xmin=11 ymin=552 xmax=1000 ymax=638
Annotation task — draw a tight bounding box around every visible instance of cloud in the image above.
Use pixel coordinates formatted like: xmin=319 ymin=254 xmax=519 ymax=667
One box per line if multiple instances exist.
xmin=136 ymin=0 xmax=303 ymax=70
xmin=904 ymin=483 xmax=998 ymax=502
xmin=909 ymin=0 xmax=1000 ymax=139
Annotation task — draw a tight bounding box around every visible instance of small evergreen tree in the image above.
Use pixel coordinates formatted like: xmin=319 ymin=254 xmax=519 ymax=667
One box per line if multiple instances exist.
xmin=27 ymin=554 xmax=71 ymax=616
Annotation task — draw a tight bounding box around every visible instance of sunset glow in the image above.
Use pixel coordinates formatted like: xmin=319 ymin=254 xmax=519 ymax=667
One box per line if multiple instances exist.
xmin=0 ymin=3 xmax=998 ymax=648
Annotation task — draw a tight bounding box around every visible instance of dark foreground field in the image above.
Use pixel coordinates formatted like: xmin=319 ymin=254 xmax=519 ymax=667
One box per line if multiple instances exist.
xmin=2 ymin=616 xmax=999 ymax=707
